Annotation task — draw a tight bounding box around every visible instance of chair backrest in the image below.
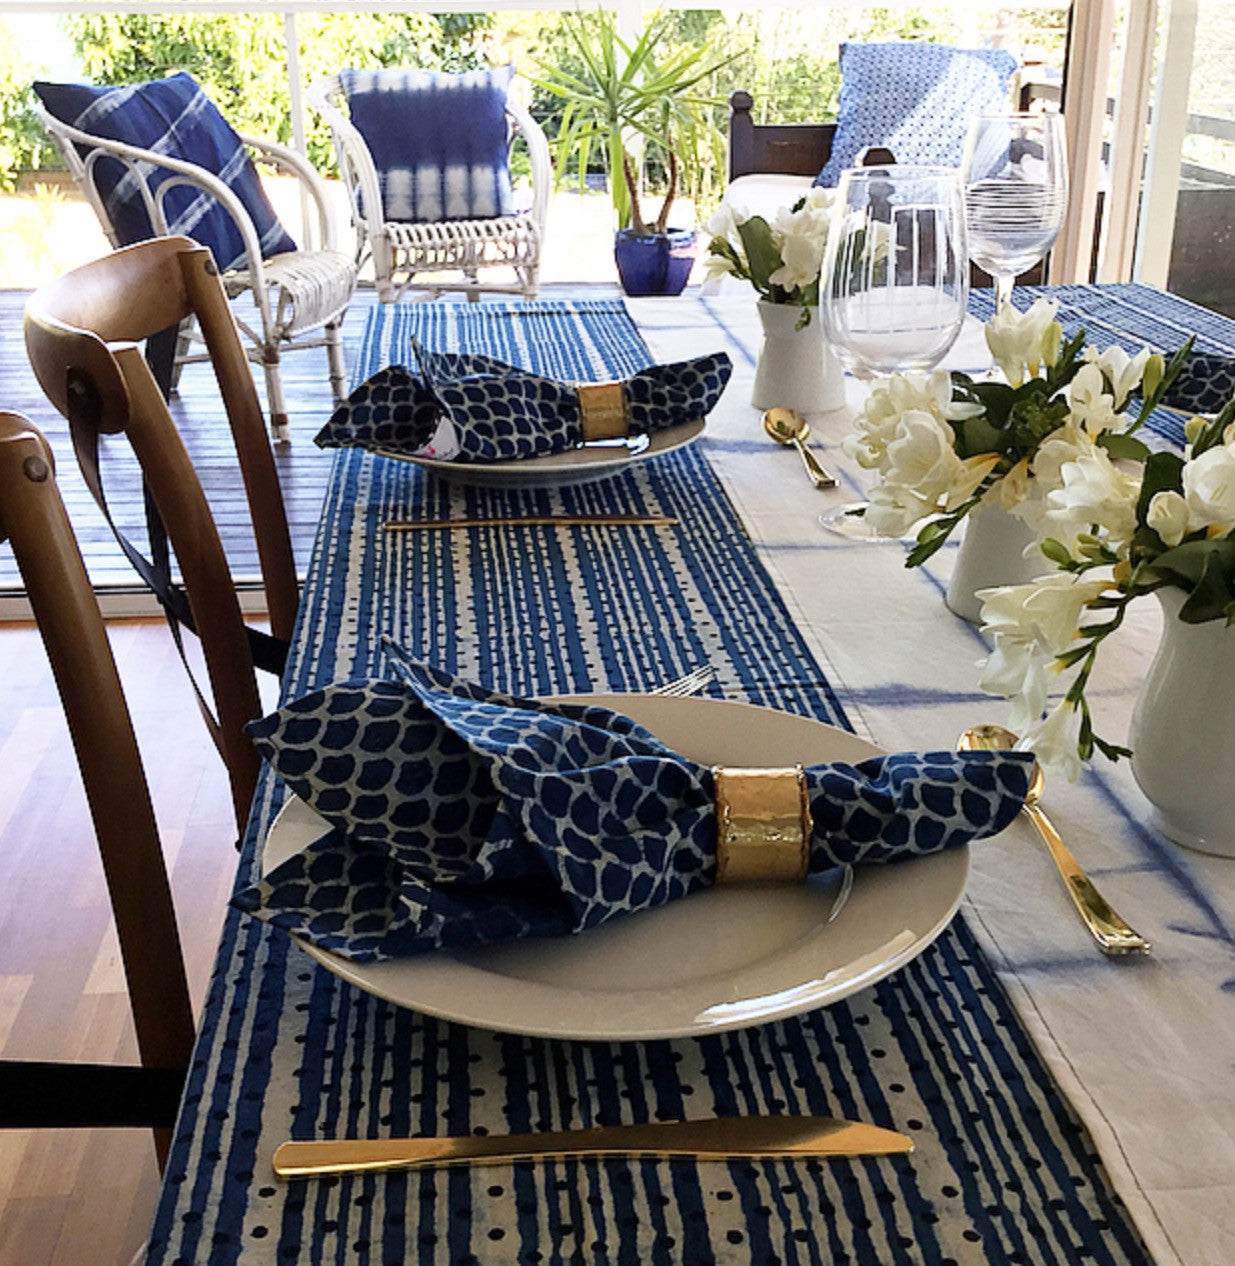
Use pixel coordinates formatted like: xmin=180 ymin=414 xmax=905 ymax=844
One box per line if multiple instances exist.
xmin=23 ymin=236 xmax=294 ymax=830
xmin=309 ymin=70 xmax=551 ymax=236
xmin=33 ymin=74 xmax=298 ymax=273
xmin=728 ymin=90 xmax=837 ymax=180
xmin=0 ymin=411 xmax=195 ymax=1169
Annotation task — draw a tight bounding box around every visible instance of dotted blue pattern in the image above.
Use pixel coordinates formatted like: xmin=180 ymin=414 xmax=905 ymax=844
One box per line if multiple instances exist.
xmin=315 ymin=345 xmax=733 ymax=462
xmin=143 ymin=297 xmax=1154 ymax=1266
xmin=816 ymin=43 xmax=1018 ymax=187
xmin=233 ymin=650 xmax=1032 ymax=960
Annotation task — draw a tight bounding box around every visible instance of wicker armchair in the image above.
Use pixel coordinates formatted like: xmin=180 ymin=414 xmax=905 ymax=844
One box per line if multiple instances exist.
xmin=308 ymin=71 xmax=550 ymax=303
xmin=35 ymin=95 xmax=356 ymax=442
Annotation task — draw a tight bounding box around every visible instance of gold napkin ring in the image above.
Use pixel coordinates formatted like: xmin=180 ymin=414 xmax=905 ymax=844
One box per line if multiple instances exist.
xmin=578 ymin=381 xmax=629 ymax=440
xmin=713 ymin=766 xmax=810 ymax=884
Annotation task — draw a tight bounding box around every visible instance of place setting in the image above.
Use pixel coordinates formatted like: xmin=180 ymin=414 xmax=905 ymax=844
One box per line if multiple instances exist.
xmin=237 ymin=646 xmax=1035 ymax=1042
xmin=324 ymin=301 xmax=732 ymax=493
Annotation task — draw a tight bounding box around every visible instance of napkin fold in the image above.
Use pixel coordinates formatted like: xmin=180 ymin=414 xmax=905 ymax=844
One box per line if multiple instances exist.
xmin=234 ymin=648 xmax=1033 ymax=961
xmin=314 ymin=345 xmax=732 ymax=463
xmin=1159 ymin=350 xmax=1235 ymax=417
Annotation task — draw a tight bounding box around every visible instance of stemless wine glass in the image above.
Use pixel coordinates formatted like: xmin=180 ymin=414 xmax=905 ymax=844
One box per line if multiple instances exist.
xmin=819 ymin=164 xmax=970 ymax=539
xmin=961 ymin=110 xmax=1068 ymax=311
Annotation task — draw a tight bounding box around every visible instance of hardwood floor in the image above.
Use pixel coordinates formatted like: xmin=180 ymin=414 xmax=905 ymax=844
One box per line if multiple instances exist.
xmin=0 ymin=283 xmax=344 ymax=1262
xmin=0 ymin=285 xmax=363 ymax=597
xmin=0 ymin=619 xmax=246 ymax=1266
xmin=0 ymin=277 xmax=620 ymax=1263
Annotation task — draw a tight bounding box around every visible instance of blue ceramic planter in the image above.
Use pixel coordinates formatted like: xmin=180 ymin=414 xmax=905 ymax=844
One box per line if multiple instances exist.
xmin=614 ymin=227 xmax=696 ymax=296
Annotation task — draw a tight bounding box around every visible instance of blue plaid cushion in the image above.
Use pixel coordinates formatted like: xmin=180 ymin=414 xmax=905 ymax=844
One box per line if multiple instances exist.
xmin=34 ymin=72 xmax=297 ymax=273
xmin=816 ymin=43 xmax=1018 ymax=187
xmin=340 ymin=66 xmax=516 ymax=223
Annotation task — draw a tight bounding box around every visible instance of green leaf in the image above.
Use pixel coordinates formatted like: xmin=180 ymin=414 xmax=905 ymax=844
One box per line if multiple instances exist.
xmin=733 ymin=216 xmax=782 ymax=294
xmin=1133 ymin=450 xmax=1186 ymax=521
xmin=1178 ymin=548 xmax=1235 ymax=623
xmin=1096 ymin=432 xmax=1151 ymax=463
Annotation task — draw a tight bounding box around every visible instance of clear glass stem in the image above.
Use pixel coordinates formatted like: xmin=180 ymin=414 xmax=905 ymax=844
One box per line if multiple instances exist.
xmin=994 ymin=273 xmax=1015 ymax=312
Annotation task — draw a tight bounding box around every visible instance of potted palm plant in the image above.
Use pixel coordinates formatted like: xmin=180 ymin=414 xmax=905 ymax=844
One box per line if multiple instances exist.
xmin=531 ymin=11 xmax=730 ymax=296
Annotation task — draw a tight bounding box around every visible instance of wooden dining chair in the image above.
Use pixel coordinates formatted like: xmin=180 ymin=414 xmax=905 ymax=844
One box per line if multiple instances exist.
xmin=23 ymin=236 xmax=291 ymax=832
xmin=0 ymin=411 xmax=195 ymax=1171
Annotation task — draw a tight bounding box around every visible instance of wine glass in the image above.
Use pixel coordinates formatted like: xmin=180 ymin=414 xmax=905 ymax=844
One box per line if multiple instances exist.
xmin=961 ymin=110 xmax=1068 ymax=311
xmin=819 ymin=164 xmax=970 ymax=539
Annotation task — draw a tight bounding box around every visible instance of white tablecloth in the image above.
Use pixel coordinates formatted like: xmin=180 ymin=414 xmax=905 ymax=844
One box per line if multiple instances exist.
xmin=633 ymin=293 xmax=1235 ymax=1266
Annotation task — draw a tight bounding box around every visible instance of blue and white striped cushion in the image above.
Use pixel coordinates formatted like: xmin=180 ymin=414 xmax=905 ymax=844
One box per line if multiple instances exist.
xmin=34 ymin=72 xmax=297 ymax=273
xmin=340 ymin=66 xmax=516 ymax=223
xmin=817 ymin=42 xmax=1019 ymax=187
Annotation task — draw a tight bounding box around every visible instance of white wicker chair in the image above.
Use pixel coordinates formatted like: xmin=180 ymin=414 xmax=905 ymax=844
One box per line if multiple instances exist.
xmin=308 ymin=73 xmax=550 ymax=303
xmin=35 ymin=102 xmax=357 ymax=442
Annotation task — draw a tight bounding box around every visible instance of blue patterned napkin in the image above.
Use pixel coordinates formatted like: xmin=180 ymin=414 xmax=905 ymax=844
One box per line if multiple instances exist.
xmin=1160 ymin=350 xmax=1235 ymax=416
xmin=314 ymin=345 xmax=732 ymax=462
xmin=233 ymin=648 xmax=1032 ymax=961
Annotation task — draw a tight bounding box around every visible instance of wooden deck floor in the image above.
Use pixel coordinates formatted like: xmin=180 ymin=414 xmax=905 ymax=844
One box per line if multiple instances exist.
xmin=0 ymin=282 xmax=619 ymax=606
xmin=0 ymin=285 xmax=370 ymax=600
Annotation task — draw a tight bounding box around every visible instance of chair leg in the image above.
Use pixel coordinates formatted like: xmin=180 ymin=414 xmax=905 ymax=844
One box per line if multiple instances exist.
xmin=262 ymin=355 xmax=291 ymax=444
xmin=171 ymin=317 xmax=195 ymax=392
xmin=325 ymin=318 xmax=348 ymax=403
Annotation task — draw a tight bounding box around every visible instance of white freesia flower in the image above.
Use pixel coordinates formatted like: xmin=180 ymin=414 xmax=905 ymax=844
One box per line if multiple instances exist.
xmin=1182 ymin=443 xmax=1235 ymax=534
xmin=977 ymin=573 xmax=1112 ymax=777
xmin=980 ymin=572 xmax=1111 ymax=656
xmin=768 ymin=231 xmax=826 ymax=292
xmin=863 ymin=483 xmax=935 ymax=537
xmin=1146 ymin=490 xmax=1190 ymax=547
xmin=702 ymin=251 xmax=736 ymax=284
xmin=1066 ymin=363 xmax=1125 ymax=436
xmin=843 ymin=371 xmax=982 ymax=469
xmin=977 ymin=631 xmax=1053 ymax=734
xmin=984 ymin=298 xmax=1060 ymax=388
xmin=881 ymin=410 xmax=965 ymax=501
xmin=706 ymin=190 xmax=839 ymax=316
xmin=703 ymin=201 xmax=738 ymax=242
xmin=1022 ymin=699 xmax=1084 ymax=782
xmin=1083 ymin=344 xmax=1151 ymax=408
xmin=1034 ymin=446 xmax=1141 ymax=554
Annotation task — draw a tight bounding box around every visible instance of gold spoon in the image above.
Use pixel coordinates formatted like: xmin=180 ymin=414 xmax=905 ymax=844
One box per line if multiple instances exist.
xmin=761 ymin=407 xmax=839 ymax=489
xmin=958 ymin=724 xmax=1152 ymax=957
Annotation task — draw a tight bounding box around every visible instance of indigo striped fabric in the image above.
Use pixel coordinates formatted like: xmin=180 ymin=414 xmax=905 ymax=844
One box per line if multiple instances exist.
xmin=34 ymin=73 xmax=297 ymax=272
xmin=340 ymin=67 xmax=515 ymax=223
xmin=144 ymin=299 xmax=1151 ymax=1266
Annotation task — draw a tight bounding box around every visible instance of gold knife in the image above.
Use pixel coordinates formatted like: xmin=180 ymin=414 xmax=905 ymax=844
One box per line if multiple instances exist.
xmin=273 ymin=1116 xmax=913 ymax=1179
xmin=384 ymin=515 xmax=677 ymax=531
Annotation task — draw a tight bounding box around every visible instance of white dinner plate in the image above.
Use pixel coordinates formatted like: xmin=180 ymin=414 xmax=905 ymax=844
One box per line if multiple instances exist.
xmin=374 ymin=417 xmax=705 ymax=489
xmin=262 ymin=694 xmax=969 ymax=1041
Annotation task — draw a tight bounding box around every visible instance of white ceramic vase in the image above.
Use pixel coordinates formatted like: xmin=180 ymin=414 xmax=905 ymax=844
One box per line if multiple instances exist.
xmin=1130 ymin=587 xmax=1235 ymax=857
xmin=751 ymin=300 xmax=846 ymax=415
xmin=944 ymin=501 xmax=1043 ymax=624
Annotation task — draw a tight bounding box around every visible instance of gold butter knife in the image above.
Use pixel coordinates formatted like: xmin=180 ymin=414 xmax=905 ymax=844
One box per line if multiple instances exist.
xmin=384 ymin=514 xmax=677 ymax=531
xmin=273 ymin=1115 xmax=912 ymax=1179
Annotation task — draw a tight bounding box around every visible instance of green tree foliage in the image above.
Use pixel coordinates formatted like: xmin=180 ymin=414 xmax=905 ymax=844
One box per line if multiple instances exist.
xmin=0 ymin=22 xmax=57 ymax=189
xmin=0 ymin=6 xmax=1068 ymax=203
xmin=62 ymin=12 xmax=494 ymax=168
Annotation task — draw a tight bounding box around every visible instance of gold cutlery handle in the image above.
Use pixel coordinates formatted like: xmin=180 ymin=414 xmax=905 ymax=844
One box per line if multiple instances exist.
xmin=273 ymin=1116 xmax=912 ymax=1179
xmin=791 ymin=437 xmax=838 ymax=489
xmin=384 ymin=515 xmax=677 ymax=531
xmin=1025 ymin=805 xmax=1151 ymax=956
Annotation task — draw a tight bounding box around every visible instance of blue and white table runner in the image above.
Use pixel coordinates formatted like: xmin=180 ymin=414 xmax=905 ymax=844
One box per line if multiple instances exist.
xmin=145 ymin=297 xmax=1155 ymax=1265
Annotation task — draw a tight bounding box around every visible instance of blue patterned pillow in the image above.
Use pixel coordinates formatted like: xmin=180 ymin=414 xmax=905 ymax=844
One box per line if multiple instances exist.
xmin=34 ymin=73 xmax=297 ymax=274
xmin=816 ymin=43 xmax=1018 ymax=187
xmin=340 ymin=66 xmax=516 ymax=223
